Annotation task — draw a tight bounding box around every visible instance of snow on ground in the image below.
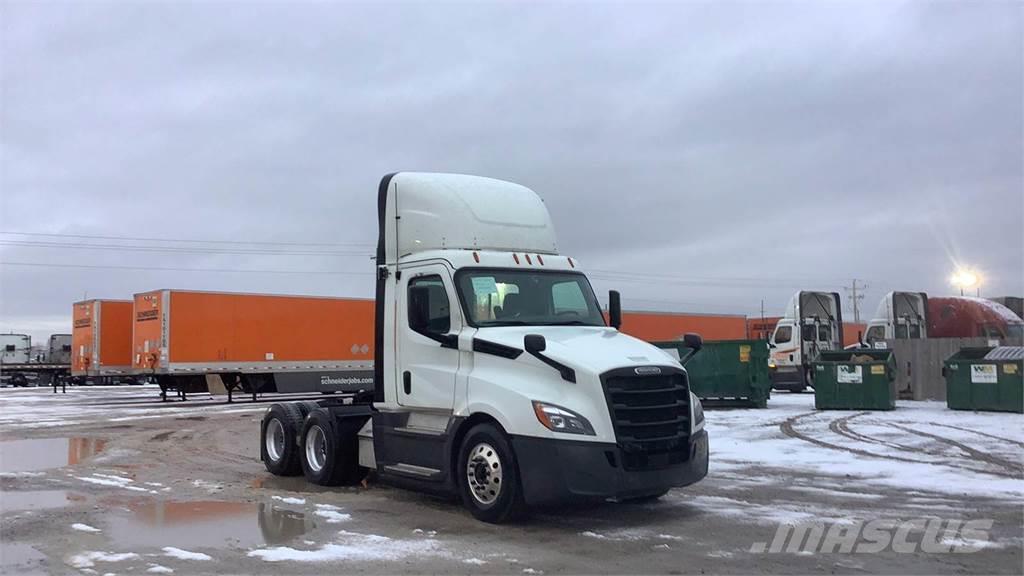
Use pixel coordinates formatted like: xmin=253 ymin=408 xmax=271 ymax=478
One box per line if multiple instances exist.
xmin=0 ymin=386 xmax=266 ymax=431
xmin=72 ymin=523 xmax=102 ymax=533
xmin=271 ymin=495 xmax=305 ymax=505
xmin=247 ymin=530 xmax=447 ymax=563
xmin=314 ymin=504 xmax=352 ymax=523
xmin=68 ymin=551 xmax=140 ymax=569
xmin=706 ymin=392 xmax=1023 ymax=501
xmin=146 ymin=564 xmax=174 ymax=573
xmin=161 ymin=547 xmax=212 ymax=561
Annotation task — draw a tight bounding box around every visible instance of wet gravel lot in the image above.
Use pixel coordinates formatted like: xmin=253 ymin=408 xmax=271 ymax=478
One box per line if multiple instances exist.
xmin=1 ymin=386 xmax=1021 ymax=575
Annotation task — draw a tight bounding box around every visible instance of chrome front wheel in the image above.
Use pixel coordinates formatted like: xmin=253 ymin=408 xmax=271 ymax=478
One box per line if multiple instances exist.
xmin=466 ymin=441 xmax=503 ymax=506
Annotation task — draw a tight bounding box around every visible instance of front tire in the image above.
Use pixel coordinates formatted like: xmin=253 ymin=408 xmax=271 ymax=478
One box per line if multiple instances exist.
xmin=457 ymin=423 xmax=526 ymax=523
xmin=261 ymin=403 xmax=305 ymax=476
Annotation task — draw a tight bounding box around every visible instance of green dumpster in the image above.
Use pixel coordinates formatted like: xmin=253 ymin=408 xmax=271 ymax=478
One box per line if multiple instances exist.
xmin=652 ymin=340 xmax=771 ymax=408
xmin=812 ymin=349 xmax=896 ymax=411
xmin=944 ymin=346 xmax=1023 ymax=413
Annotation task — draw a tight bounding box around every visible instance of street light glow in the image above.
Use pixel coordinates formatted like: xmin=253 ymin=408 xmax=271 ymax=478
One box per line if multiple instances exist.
xmin=950 ymin=268 xmax=980 ymax=290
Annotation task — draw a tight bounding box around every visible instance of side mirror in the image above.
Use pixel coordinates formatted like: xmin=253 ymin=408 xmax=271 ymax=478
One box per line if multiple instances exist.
xmin=609 ymin=290 xmax=622 ymax=330
xmin=408 ymin=285 xmax=430 ymax=332
xmin=683 ymin=333 xmax=703 ymax=351
xmin=524 ymin=334 xmax=547 ymax=354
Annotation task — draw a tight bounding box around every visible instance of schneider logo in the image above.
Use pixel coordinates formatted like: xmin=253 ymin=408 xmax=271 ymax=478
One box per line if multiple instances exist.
xmin=136 ymin=310 xmax=159 ymax=321
xmin=635 ymin=366 xmax=662 ymax=375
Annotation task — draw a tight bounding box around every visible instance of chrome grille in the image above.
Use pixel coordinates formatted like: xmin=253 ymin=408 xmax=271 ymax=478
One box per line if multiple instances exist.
xmin=601 ymin=367 xmax=690 ymax=471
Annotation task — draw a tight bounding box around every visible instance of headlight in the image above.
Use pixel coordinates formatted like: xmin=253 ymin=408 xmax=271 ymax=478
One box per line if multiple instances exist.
xmin=690 ymin=392 xmax=704 ymax=433
xmin=532 ymin=401 xmax=596 ymax=435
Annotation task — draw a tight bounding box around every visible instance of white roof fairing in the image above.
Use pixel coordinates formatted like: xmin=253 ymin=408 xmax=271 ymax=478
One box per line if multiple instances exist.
xmin=386 ymin=173 xmax=558 ymax=262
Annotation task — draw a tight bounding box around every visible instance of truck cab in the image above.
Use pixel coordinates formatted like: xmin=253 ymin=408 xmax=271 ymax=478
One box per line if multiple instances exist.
xmin=863 ymin=291 xmax=928 ymax=348
xmin=768 ymin=291 xmax=843 ymax=391
xmin=261 ymin=173 xmax=708 ymax=522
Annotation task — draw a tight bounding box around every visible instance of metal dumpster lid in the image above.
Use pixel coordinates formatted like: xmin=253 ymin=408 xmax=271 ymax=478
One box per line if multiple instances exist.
xmin=984 ymin=346 xmax=1024 ymax=360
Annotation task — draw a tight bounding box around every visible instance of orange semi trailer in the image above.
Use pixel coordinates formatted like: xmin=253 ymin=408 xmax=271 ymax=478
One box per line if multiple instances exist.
xmin=132 ymin=290 xmax=375 ymax=401
xmin=618 ymin=310 xmax=749 ymax=342
xmin=71 ymin=299 xmax=135 ymax=382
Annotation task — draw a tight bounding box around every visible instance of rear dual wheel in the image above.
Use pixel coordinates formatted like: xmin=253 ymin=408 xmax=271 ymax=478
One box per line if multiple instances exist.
xmin=261 ymin=402 xmax=322 ymax=476
xmin=300 ymin=408 xmax=361 ymax=486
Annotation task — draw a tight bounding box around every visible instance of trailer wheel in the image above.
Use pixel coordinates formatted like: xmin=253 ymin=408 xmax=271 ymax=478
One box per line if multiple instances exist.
xmin=300 ymin=408 xmax=358 ymax=486
xmin=261 ymin=403 xmax=305 ymax=476
xmin=10 ymin=374 xmax=28 ymax=388
xmin=457 ymin=423 xmax=526 ymax=523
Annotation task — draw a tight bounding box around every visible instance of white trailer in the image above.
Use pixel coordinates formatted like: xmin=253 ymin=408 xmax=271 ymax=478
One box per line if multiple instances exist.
xmin=767 ymin=291 xmax=844 ymax=391
xmin=259 ymin=173 xmax=708 ymax=523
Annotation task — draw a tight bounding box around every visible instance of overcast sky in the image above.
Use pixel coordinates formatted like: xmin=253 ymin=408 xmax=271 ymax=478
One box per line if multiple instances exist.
xmin=2 ymin=1 xmax=1022 ymax=343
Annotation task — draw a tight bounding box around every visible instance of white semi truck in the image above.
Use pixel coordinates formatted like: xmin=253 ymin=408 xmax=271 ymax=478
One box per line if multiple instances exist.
xmin=767 ymin=291 xmax=844 ymax=391
xmin=863 ymin=291 xmax=928 ymax=346
xmin=259 ymin=173 xmax=709 ymax=522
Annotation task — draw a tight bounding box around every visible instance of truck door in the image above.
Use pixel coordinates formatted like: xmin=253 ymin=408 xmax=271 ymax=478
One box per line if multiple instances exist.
xmin=396 ymin=266 xmax=461 ymax=410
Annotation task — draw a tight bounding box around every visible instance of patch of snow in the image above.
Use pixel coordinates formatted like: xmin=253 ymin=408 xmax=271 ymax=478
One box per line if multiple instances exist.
xmin=522 ymin=569 xmax=543 ymax=575
xmin=146 ymin=564 xmax=174 ymax=574
xmin=463 ymin=558 xmax=488 ymax=565
xmin=271 ymin=495 xmax=305 ymax=505
xmin=0 ymin=471 xmax=45 ymax=478
xmin=161 ymin=547 xmax=212 ymax=561
xmin=314 ymin=509 xmax=352 ymax=523
xmin=76 ymin=475 xmax=152 ymax=493
xmin=68 ymin=551 xmax=140 ymax=568
xmin=72 ymin=523 xmax=102 ymax=533
xmin=247 ymin=530 xmax=445 ymax=562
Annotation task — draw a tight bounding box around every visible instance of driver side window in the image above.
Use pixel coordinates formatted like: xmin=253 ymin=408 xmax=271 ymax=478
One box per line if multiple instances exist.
xmin=408 ymin=275 xmax=451 ymax=336
xmin=773 ymin=325 xmax=792 ymax=344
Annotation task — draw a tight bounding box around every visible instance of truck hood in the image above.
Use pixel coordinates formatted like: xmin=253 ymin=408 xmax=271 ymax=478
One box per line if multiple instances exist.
xmin=473 ymin=325 xmax=681 ymax=375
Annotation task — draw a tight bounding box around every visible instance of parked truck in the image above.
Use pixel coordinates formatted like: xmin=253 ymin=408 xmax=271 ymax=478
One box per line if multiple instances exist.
xmin=863 ymin=292 xmax=1023 ymax=346
xmin=72 ymin=299 xmax=136 ymax=384
xmin=1 ymin=333 xmax=73 ymax=387
xmin=258 ymin=172 xmax=709 ymax=523
xmin=132 ymin=290 xmax=375 ymax=401
xmin=767 ymin=291 xmax=844 ymax=391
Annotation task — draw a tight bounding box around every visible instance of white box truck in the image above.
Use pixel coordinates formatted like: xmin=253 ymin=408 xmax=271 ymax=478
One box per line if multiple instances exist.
xmin=767 ymin=291 xmax=844 ymax=391
xmin=259 ymin=173 xmax=709 ymax=522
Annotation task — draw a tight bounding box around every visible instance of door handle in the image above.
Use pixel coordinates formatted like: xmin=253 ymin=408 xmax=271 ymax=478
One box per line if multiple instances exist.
xmin=403 ymin=371 xmax=411 ymax=395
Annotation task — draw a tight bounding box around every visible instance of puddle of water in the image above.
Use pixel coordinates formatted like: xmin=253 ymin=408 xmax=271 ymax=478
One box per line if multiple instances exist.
xmin=106 ymin=500 xmax=315 ymax=550
xmin=0 ymin=542 xmax=47 ymax=573
xmin=0 ymin=490 xmax=84 ymax=514
xmin=0 ymin=438 xmax=106 ymax=473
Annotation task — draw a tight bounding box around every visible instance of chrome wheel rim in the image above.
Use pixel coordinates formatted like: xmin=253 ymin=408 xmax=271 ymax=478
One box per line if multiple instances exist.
xmin=466 ymin=442 xmax=502 ymax=506
xmin=305 ymin=425 xmax=327 ymax=473
xmin=265 ymin=418 xmax=285 ymax=462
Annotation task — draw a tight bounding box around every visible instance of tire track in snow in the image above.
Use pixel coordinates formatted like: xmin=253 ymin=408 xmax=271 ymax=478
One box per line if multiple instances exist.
xmin=780 ymin=412 xmax=1019 ymax=480
xmin=882 ymin=422 xmax=1021 ymax=478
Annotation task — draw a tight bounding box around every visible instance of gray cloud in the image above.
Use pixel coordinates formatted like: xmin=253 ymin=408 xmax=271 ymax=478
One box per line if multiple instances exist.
xmin=2 ymin=1 xmax=1021 ymax=342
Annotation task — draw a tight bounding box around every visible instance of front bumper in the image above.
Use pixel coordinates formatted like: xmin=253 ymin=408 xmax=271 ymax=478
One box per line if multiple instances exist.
xmin=511 ymin=430 xmax=708 ymax=506
xmin=769 ymin=365 xmax=804 ymax=388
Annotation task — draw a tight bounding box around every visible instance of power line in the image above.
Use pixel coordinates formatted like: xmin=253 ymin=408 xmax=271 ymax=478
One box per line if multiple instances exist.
xmin=0 ymin=240 xmax=371 ymax=257
xmin=0 ymin=230 xmax=374 ymax=248
xmin=0 ymin=261 xmax=374 ymax=276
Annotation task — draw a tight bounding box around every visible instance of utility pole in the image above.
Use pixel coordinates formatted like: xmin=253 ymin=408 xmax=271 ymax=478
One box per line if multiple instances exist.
xmin=845 ymin=279 xmax=867 ymax=323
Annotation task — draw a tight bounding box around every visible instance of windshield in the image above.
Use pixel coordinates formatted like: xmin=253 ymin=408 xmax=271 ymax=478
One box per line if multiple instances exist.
xmin=455 ymin=268 xmax=606 ymax=327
